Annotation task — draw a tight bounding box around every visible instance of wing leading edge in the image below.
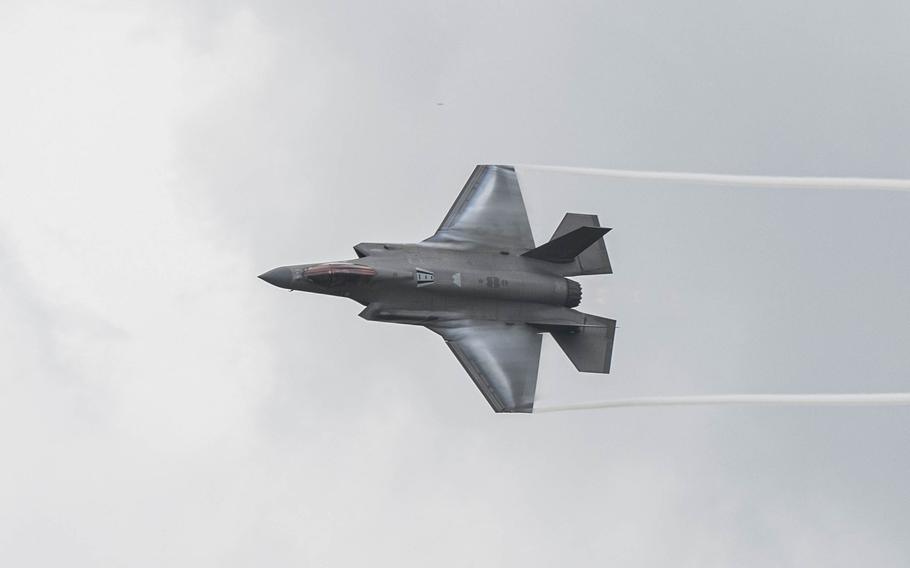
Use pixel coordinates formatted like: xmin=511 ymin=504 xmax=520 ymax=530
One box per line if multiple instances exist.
xmin=429 ymin=320 xmax=542 ymax=413
xmin=424 ymin=165 xmax=535 ymax=252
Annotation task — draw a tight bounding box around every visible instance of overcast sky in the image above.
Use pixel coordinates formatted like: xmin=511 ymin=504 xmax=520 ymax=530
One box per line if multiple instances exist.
xmin=1 ymin=1 xmax=909 ymax=566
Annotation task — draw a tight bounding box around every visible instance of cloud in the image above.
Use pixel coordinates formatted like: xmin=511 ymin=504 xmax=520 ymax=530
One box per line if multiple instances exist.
xmin=1 ymin=2 xmax=909 ymax=567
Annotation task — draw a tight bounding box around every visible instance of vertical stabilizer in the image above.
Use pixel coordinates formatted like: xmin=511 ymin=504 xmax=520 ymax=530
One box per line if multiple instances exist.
xmin=522 ymin=213 xmax=612 ymax=276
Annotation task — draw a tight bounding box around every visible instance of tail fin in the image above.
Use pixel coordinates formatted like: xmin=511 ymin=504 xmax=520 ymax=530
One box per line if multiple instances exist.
xmin=521 ymin=213 xmax=612 ymax=276
xmin=551 ymin=313 xmax=617 ymax=373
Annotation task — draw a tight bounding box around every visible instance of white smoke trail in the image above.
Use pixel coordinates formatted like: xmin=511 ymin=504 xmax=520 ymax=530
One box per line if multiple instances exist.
xmin=534 ymin=393 xmax=910 ymax=413
xmin=522 ymin=164 xmax=910 ymax=411
xmin=520 ymin=167 xmax=910 ymax=412
xmin=516 ymin=164 xmax=910 ymax=191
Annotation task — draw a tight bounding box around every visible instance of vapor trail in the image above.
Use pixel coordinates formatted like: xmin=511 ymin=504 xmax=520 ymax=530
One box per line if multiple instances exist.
xmin=533 ymin=393 xmax=910 ymax=413
xmin=521 ymin=165 xmax=910 ymax=414
xmin=516 ymin=164 xmax=910 ymax=191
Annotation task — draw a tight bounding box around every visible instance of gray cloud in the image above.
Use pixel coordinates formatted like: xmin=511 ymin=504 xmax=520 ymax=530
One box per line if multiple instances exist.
xmin=1 ymin=1 xmax=909 ymax=566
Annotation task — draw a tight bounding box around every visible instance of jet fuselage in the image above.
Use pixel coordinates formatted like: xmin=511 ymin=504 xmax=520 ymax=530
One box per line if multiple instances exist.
xmin=259 ymin=242 xmax=582 ymax=325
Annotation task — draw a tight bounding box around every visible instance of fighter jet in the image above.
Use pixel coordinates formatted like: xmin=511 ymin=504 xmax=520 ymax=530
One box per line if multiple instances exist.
xmin=259 ymin=165 xmax=616 ymax=413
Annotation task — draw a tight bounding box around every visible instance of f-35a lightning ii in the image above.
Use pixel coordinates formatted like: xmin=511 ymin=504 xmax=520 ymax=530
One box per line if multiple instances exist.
xmin=259 ymin=165 xmax=616 ymax=413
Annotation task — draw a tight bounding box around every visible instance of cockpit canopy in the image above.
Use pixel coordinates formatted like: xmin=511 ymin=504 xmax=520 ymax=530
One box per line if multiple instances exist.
xmin=299 ymin=263 xmax=376 ymax=288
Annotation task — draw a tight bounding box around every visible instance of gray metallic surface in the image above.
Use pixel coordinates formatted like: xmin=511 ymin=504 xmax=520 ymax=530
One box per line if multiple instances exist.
xmin=423 ymin=165 xmax=535 ymax=252
xmin=552 ymin=313 xmax=617 ymax=373
xmin=545 ymin=213 xmax=613 ymax=276
xmin=259 ymin=164 xmax=617 ymax=413
xmin=429 ymin=320 xmax=542 ymax=413
xmin=522 ymin=226 xmax=611 ymax=263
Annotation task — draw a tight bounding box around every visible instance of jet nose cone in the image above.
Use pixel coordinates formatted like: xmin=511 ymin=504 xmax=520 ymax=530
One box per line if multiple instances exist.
xmin=258 ymin=267 xmax=293 ymax=288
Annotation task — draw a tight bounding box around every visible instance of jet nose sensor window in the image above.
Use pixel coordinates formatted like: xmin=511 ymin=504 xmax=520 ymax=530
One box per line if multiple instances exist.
xmin=303 ymin=263 xmax=376 ymax=287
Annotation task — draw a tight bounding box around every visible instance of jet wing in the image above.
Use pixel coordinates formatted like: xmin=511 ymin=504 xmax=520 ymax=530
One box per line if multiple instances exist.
xmin=428 ymin=320 xmax=542 ymax=413
xmin=424 ymin=165 xmax=536 ymax=252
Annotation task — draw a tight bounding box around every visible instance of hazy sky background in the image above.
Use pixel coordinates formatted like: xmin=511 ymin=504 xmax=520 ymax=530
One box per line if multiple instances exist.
xmin=1 ymin=1 xmax=909 ymax=566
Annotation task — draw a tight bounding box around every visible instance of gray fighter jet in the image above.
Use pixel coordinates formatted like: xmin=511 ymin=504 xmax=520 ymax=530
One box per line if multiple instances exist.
xmin=259 ymin=165 xmax=616 ymax=413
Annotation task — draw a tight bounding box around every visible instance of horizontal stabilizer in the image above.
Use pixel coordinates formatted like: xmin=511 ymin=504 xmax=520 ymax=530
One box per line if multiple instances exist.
xmin=551 ymin=314 xmax=616 ymax=373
